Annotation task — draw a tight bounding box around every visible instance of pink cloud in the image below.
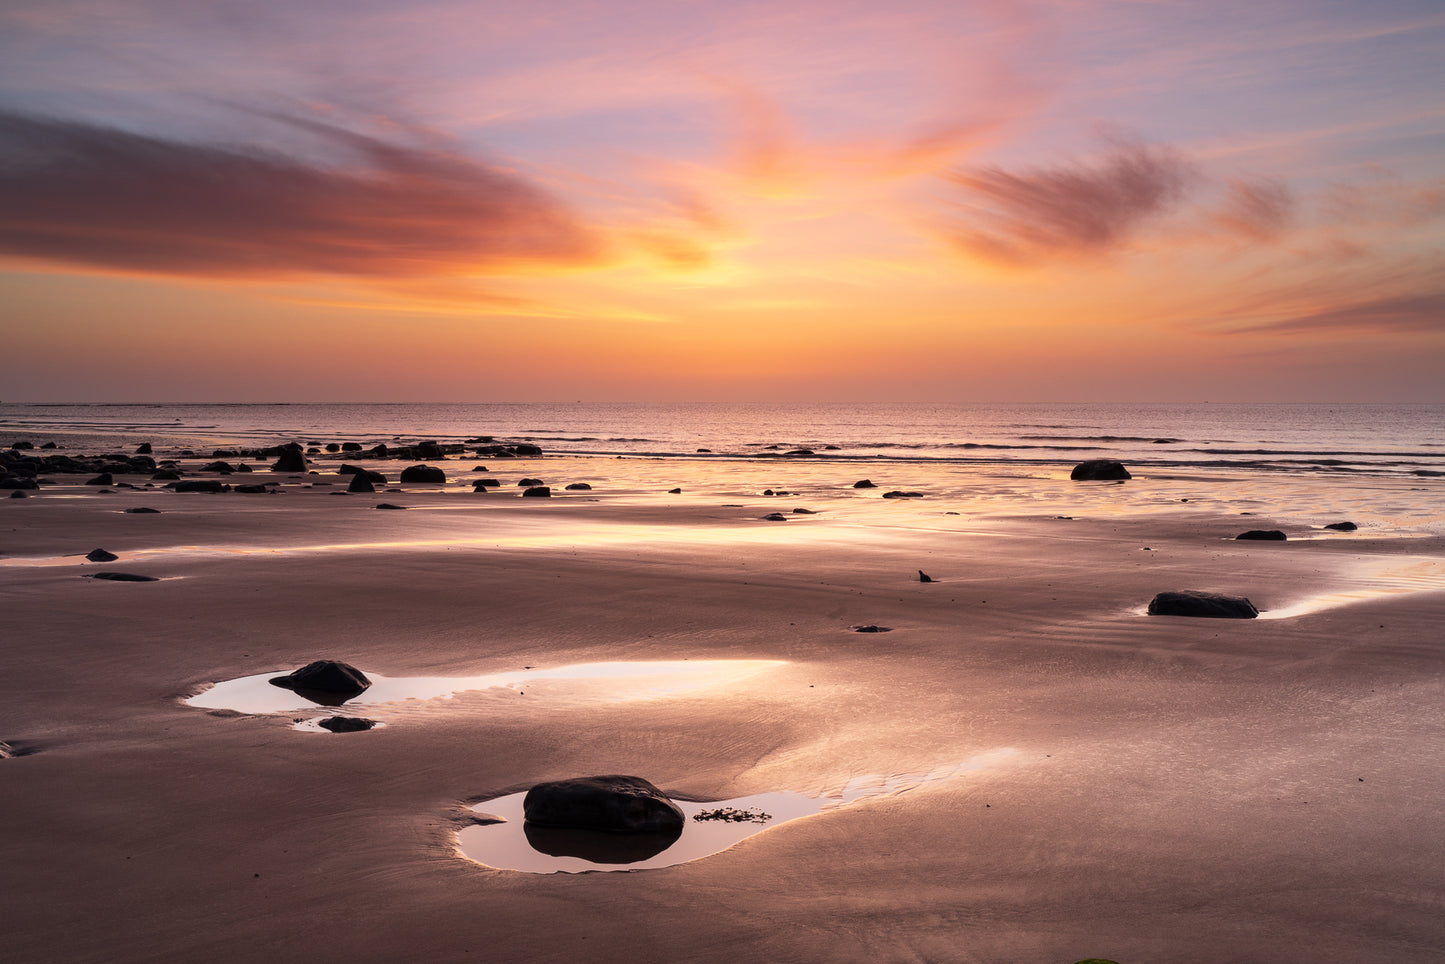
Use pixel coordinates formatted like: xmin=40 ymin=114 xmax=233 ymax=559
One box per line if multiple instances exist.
xmin=0 ymin=109 xmax=605 ymax=280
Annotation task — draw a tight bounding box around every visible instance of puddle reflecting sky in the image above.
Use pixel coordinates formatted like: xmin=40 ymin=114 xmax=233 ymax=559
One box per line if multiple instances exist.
xmin=458 ymin=750 xmax=1017 ymax=873
xmin=185 ymin=659 xmax=787 ymax=714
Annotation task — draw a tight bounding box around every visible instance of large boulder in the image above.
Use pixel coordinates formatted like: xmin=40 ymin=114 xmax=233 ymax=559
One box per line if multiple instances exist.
xmin=399 ymin=464 xmax=446 ymax=484
xmin=523 ymin=775 xmax=684 ymax=834
xmin=271 ymin=443 xmax=307 ymax=473
xmin=268 ymin=660 xmax=371 ymax=700
xmin=347 ymin=473 xmax=376 ymax=493
xmin=1147 ymin=591 xmax=1258 ymax=619
xmin=1071 ymin=459 xmax=1131 ymax=481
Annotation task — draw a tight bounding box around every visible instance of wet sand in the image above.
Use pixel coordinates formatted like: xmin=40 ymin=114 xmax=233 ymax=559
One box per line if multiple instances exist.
xmin=2 ymin=452 xmax=1443 ymax=963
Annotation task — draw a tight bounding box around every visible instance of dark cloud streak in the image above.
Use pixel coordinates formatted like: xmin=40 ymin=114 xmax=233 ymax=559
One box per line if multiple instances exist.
xmin=0 ymin=109 xmax=603 ymax=279
xmin=944 ymin=139 xmax=1196 ymax=265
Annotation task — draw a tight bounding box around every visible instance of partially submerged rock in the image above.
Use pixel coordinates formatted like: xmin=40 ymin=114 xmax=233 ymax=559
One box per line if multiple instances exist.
xmin=918 ymin=570 xmax=934 ymax=583
xmin=523 ymin=775 xmax=684 ymax=834
xmin=1236 ymin=529 xmax=1286 ymax=541
xmin=1147 ymin=591 xmax=1259 ymax=619
xmin=852 ymin=479 xmax=876 ymax=488
xmin=565 ymin=482 xmax=592 ymax=490
xmin=85 ymin=548 xmax=118 ymax=562
xmin=317 ymin=716 xmax=377 ymax=733
xmin=347 ymin=473 xmax=375 ymax=493
xmin=1324 ymin=521 xmax=1358 ymax=531
xmin=1070 ymin=459 xmax=1131 ymax=481
xmin=883 ymin=491 xmax=923 ymax=499
xmin=522 ymin=486 xmax=551 ymax=497
xmin=87 ymin=572 xmax=158 ymax=582
xmin=270 ymin=444 xmax=307 ymax=473
xmin=175 ymin=479 xmax=228 ymax=493
xmin=269 ymin=660 xmax=371 ymax=699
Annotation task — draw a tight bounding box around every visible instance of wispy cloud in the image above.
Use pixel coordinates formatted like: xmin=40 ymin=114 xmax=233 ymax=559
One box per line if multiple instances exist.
xmin=1233 ymin=290 xmax=1445 ymax=335
xmin=942 ymin=137 xmax=1197 ymax=265
xmin=0 ymin=108 xmax=605 ymax=280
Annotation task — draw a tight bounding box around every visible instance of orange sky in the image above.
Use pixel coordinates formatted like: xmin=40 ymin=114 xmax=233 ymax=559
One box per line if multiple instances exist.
xmin=1 ymin=0 xmax=1442 ymax=401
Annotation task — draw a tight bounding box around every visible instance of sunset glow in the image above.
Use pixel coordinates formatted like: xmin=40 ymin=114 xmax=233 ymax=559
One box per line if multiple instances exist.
xmin=2 ymin=0 xmax=1442 ymax=401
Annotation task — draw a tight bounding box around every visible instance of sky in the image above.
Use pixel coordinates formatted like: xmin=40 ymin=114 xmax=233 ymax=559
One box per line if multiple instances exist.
xmin=1 ymin=0 xmax=1442 ymax=403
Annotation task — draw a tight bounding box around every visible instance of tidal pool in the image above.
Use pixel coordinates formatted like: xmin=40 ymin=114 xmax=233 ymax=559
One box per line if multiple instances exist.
xmin=185 ymin=659 xmax=787 ymax=714
xmin=458 ymin=749 xmax=1018 ymax=873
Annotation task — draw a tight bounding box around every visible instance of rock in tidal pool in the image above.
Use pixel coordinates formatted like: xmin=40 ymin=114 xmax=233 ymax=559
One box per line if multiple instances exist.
xmin=268 ymin=660 xmax=371 ymax=700
xmin=1236 ymin=529 xmax=1286 ymax=541
xmin=85 ymin=548 xmax=118 ymax=562
xmin=1147 ymin=591 xmax=1258 ymax=619
xmin=317 ymin=716 xmax=377 ymax=733
xmin=523 ymin=775 xmax=684 ymax=834
xmin=1070 ymin=459 xmax=1132 ymax=481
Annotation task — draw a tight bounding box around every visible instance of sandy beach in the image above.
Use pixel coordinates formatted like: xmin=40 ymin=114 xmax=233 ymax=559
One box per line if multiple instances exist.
xmin=3 ymin=444 xmax=1443 ymax=963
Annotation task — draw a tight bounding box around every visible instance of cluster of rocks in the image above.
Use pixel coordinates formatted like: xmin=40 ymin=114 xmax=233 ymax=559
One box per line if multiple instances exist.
xmin=2 ymin=448 xmax=159 ymax=488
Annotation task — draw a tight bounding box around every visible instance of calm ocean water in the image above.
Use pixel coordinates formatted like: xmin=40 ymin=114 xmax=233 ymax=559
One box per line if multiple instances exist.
xmin=2 ymin=401 xmax=1442 ymax=478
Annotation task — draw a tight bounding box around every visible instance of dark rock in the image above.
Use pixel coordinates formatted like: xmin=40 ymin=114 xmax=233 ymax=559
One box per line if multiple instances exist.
xmin=124 ymin=507 xmax=161 ymax=514
xmin=918 ymin=570 xmax=934 ymax=583
xmin=399 ymin=464 xmax=446 ymax=483
xmin=268 ymin=660 xmax=371 ymax=699
xmin=784 ymin=449 xmax=814 ymax=456
xmin=1147 ymin=591 xmax=1259 ymax=619
xmin=523 ymin=775 xmax=684 ymax=834
xmin=234 ymin=484 xmax=270 ymax=494
xmin=151 ymin=469 xmax=181 ymax=481
xmin=347 ymin=474 xmax=375 ymax=493
xmin=472 ymin=465 xmax=489 ymax=472
xmin=852 ymin=479 xmax=876 ymax=488
xmin=317 ymin=716 xmax=377 ymax=733
xmin=522 ymin=486 xmax=551 ymax=497
xmin=8 ymin=490 xmax=25 ymax=498
xmin=417 ymin=441 xmax=444 ymax=459
xmin=523 ymin=822 xmax=681 ymax=864
xmin=853 ymin=625 xmax=892 ymax=633
xmin=236 ymin=463 xmax=253 ymax=473
xmin=88 ymin=572 xmax=159 ymax=582
xmin=271 ymin=444 xmax=307 ymax=472
xmin=135 ymin=443 xmax=152 ymax=454
xmin=175 ymin=480 xmax=228 ymax=493
xmin=883 ymin=491 xmax=923 ymax=499
xmin=325 ymin=443 xmax=340 ymax=452
xmin=762 ymin=489 xmax=774 ymax=496
xmin=1070 ymin=459 xmax=1132 ymax=481
xmin=565 ymin=483 xmax=592 ymax=490
xmin=513 ymin=443 xmax=543 ymax=456
xmin=1236 ymin=530 xmax=1286 ymax=541
xmin=85 ymin=473 xmax=113 ymax=486
xmin=41 ymin=441 xmax=57 ymax=449
xmin=375 ymin=503 xmax=406 ymax=509
xmin=791 ymin=507 xmax=816 ymax=514
xmin=1 ymin=477 xmax=39 ymax=490
xmin=696 ymin=448 xmax=712 ymax=453
xmin=518 ymin=478 xmax=544 ymax=487
xmin=1324 ymin=521 xmax=1358 ymax=531
xmin=341 ymin=442 xmax=362 ymax=452
xmin=212 ymin=449 xmax=238 ymax=458
xmin=202 ymin=461 xmax=236 ymax=473
xmin=85 ymin=548 xmax=119 ymax=562
xmin=473 ymin=478 xmax=500 ymax=488
xmin=10 ymin=441 xmax=33 ymax=450
xmin=668 ymin=487 xmax=682 ymax=494
xmin=762 ymin=512 xmax=788 ymax=521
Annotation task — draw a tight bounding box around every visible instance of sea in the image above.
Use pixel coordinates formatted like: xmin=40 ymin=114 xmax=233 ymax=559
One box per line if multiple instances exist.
xmin=2 ymin=401 xmax=1442 ymax=479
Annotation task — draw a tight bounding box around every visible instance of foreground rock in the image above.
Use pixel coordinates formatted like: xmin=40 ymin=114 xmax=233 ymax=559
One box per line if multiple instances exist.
xmin=1236 ymin=529 xmax=1286 ymax=541
xmin=1070 ymin=459 xmax=1131 ymax=481
xmin=1147 ymin=591 xmax=1259 ymax=619
xmin=347 ymin=473 xmax=376 ymax=493
xmin=268 ymin=660 xmax=371 ymax=699
xmin=523 ymin=775 xmax=684 ymax=834
xmin=270 ymin=443 xmax=307 ymax=473
xmin=85 ymin=548 xmax=119 ymax=562
xmin=87 ymin=572 xmax=158 ymax=582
